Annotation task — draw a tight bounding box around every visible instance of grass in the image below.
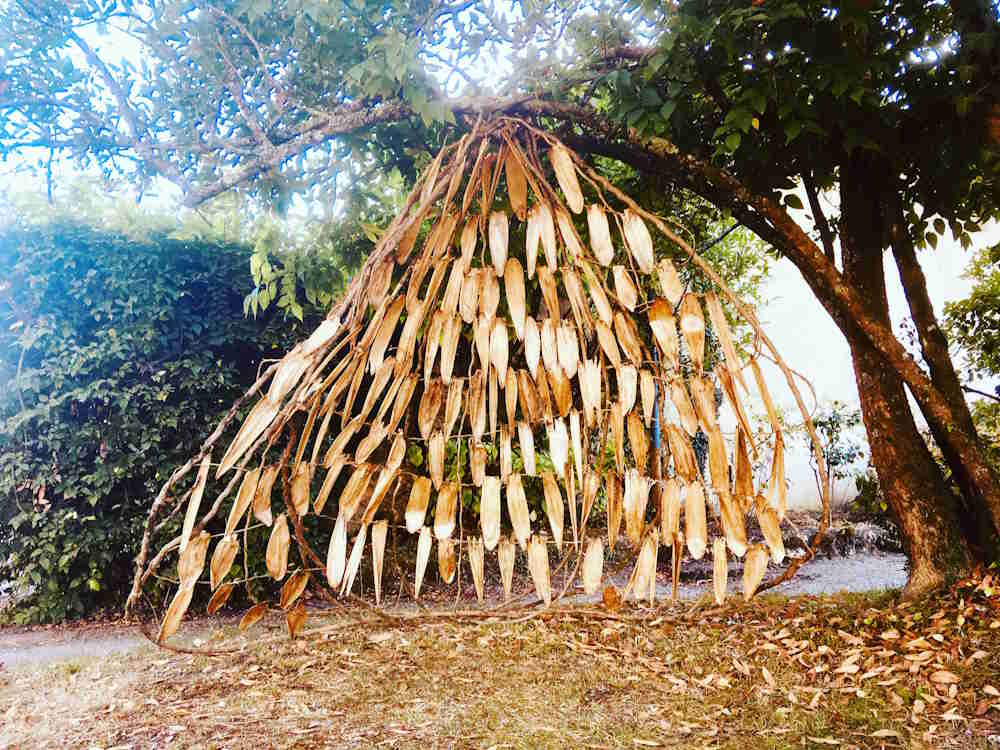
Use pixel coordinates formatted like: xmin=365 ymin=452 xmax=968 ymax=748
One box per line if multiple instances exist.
xmin=2 ymin=579 xmax=999 ymax=749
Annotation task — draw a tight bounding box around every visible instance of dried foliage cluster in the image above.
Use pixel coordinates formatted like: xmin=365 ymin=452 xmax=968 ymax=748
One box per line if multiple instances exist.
xmin=129 ymin=119 xmax=828 ymax=643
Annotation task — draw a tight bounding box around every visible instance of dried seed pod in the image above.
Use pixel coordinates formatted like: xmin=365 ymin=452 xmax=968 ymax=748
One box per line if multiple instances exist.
xmin=504 ymin=257 xmax=526 ymax=341
xmin=428 ymin=431 xmax=445 ymax=490
xmin=670 ymin=379 xmax=699 ymax=437
xmin=537 ymin=264 xmax=561 ymax=323
xmin=549 ymin=366 xmax=572 ymax=418
xmin=707 ymin=426 xmax=730 ymax=496
xmin=767 ymin=434 xmax=787 ymax=521
xmin=339 ymin=463 xmax=374 ymax=522
xmin=657 ymin=258 xmax=684 ymax=306
xmin=340 ymin=526 xmax=366 ymax=597
xmin=181 ymin=454 xmax=211 ymax=553
xmin=488 ymin=211 xmax=509 ymax=276
xmin=537 ymin=201 xmax=558 ymax=268
xmin=289 ymin=463 xmax=312 ymax=518
xmin=372 ymin=519 xmax=388 ymax=605
xmin=613 ymin=265 xmax=639 ymax=311
xmin=541 ymin=470 xmax=564 ymax=550
xmin=441 ymin=259 xmax=464 ymax=317
xmin=468 ymin=536 xmax=485 ymax=602
xmin=742 ymin=544 xmax=769 ymax=601
xmin=581 ymin=262 xmax=613 ymax=324
xmin=684 ymin=482 xmax=708 ymax=560
xmin=705 ymin=293 xmax=746 ymax=389
xmin=254 ymin=465 xmax=277 ymax=527
xmin=226 ymin=467 xmax=260 ymax=537
xmin=471 ymin=443 xmax=487 ymax=487
xmin=556 ymin=322 xmax=579 ymax=380
xmin=518 ymin=422 xmax=537 ymax=477
xmin=459 ymin=269 xmax=480 ymax=323
xmin=595 ymin=320 xmax=622 ymax=371
xmin=639 ymin=370 xmax=655 ymax=428
xmin=665 ymin=424 xmax=698 ymax=482
xmin=689 ymin=375 xmax=718 ymax=432
xmin=326 ymin=514 xmax=347 ymax=587
xmin=713 ymin=538 xmax=728 ymax=605
xmin=679 ymin=294 xmax=706 ymax=373
xmin=369 ymin=296 xmax=405 ymax=375
xmin=648 ymin=299 xmax=679 ymax=370
xmin=660 ymin=477 xmax=681 ymax=545
xmin=580 ymin=359 xmax=601 ymax=428
xmin=178 ymin=530 xmax=210 ymax=588
xmin=507 ymin=473 xmax=531 ymax=551
xmin=239 ymin=602 xmax=268 ymax=633
xmin=434 ymin=482 xmax=459 ymax=540
xmin=518 ymin=370 xmax=540 ymax=424
xmin=524 ymin=317 xmax=541 ymax=379
xmin=619 ymin=364 xmax=638 ymax=414
xmin=406 ymin=476 xmax=432 ymax=533
xmin=480 ymin=269 xmax=500 ymax=321
xmin=563 ymin=268 xmax=593 ymax=338
xmin=498 ymin=537 xmax=516 ymax=602
xmin=606 ymin=469 xmax=622 ymax=549
xmin=527 ymin=535 xmax=552 ymax=605
xmin=414 ymin=526 xmax=432 ymax=599
xmin=440 ymin=313 xmax=463 ymax=386
xmin=505 ymin=366 xmax=518 ymax=430
xmin=755 ymin=496 xmax=785 ymax=564
xmin=490 ymin=318 xmax=509 ymax=382
xmin=210 ymin=534 xmax=239 ymax=591
xmin=583 ymin=468 xmax=600 ymax=525
xmin=623 ymin=468 xmax=647 ymax=547
xmin=569 ymin=410 xmax=584 ymax=487
xmin=481 ymin=476 xmax=501 ymax=551
xmin=500 ymin=426 xmax=513 ymax=481
xmin=550 ymin=142 xmax=584 ymax=213
xmin=628 ymin=410 xmax=649 ymax=473
xmin=631 ymin=530 xmax=659 ymax=604
xmin=540 ymin=317 xmax=560 ymax=374
xmin=719 ymin=489 xmax=748 ymax=557
xmin=614 ymin=311 xmax=643 ymax=366
xmin=281 ymin=570 xmax=310 ymax=610
xmin=418 ymin=379 xmax=443 ymax=441
xmin=158 ymin=585 xmax=195 ymax=643
xmin=443 ymin=378 xmax=463 ymax=441
xmin=548 ymin=417 xmax=570 ymax=478
xmin=505 ymin=146 xmax=528 ymax=221
xmin=470 ymin=372 xmax=487 ymax=443
xmin=206 ymin=583 xmax=235 ymax=615
xmin=267 ymin=514 xmax=291 ymax=581
xmin=460 ymin=218 xmax=478 ymax=269
xmin=526 ymin=205 xmax=541 ymax=279
xmin=587 ymin=204 xmax=615 ymax=266
xmin=611 ymin=400 xmax=625 ymax=473
xmin=621 ymin=208 xmax=654 ymax=274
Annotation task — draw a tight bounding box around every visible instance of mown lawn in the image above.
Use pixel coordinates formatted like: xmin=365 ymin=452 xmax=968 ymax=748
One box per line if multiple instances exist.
xmin=2 ymin=579 xmax=999 ymax=749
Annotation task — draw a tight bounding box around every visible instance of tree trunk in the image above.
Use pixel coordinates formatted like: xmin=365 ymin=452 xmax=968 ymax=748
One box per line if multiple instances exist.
xmin=887 ymin=198 xmax=1000 ymax=558
xmin=840 ymin=156 xmax=973 ymax=596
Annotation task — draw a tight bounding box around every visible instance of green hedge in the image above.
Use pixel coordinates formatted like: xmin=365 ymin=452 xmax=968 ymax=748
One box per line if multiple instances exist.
xmin=0 ymin=222 xmax=321 ymax=623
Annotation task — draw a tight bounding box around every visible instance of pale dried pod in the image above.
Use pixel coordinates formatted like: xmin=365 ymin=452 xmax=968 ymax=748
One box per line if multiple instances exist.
xmin=648 ymin=299 xmax=679 ymax=369
xmin=498 ymin=536 xmax=517 ymax=602
xmin=743 ymin=544 xmax=769 ymax=601
xmin=665 ymin=424 xmax=698 ymax=482
xmin=500 ymin=426 xmax=513 ymax=481
xmin=556 ymin=322 xmax=579 ymax=380
xmin=613 ymin=265 xmax=639 ymax=311
xmin=623 ymin=468 xmax=646 ymax=547
xmin=719 ymin=490 xmax=748 ymax=558
xmin=549 ymin=366 xmax=572 ymax=418
xmin=524 ymin=317 xmax=541 ymax=379
xmin=414 ymin=526 xmax=433 ymax=599
xmin=326 ymin=514 xmax=347 ymax=588
xmin=581 ymin=262 xmax=613 ymax=324
xmin=267 ymin=514 xmax=291 ymax=581
xmin=526 ymin=204 xmax=541 ymax=279
xmin=480 ymin=268 xmax=500 ymax=321
xmin=628 ymin=410 xmax=649 ymax=473
xmin=441 ymin=259 xmax=464 ymax=317
xmin=580 ymin=359 xmax=601 ymax=428
xmin=437 ymin=537 xmax=457 ymax=584
xmin=611 ymin=400 xmax=625 ymax=473
xmin=541 ymin=470 xmax=564 ymax=550
xmin=481 ymin=476 xmax=501 ymax=551
xmin=290 ymin=463 xmax=312 ymax=517
xmin=471 ymin=443 xmax=487 ymax=488
xmin=587 ymin=204 xmax=615 ymax=266
xmin=468 ymin=536 xmax=486 ymax=602
xmin=540 ymin=317 xmax=560 ymax=374
xmin=406 ymin=476 xmax=432 ymax=534
xmin=583 ymin=537 xmax=604 ymax=595
xmin=606 ymin=469 xmax=622 ymax=549
xmin=685 ymin=482 xmax=708 ymax=560
xmin=460 ymin=218 xmax=478 ymax=269
xmin=548 ymin=417 xmax=570 ymax=478
xmin=253 ymin=465 xmax=277 ymax=527
xmin=670 ymin=379 xmax=699 ymax=437
xmin=619 ymin=364 xmax=638 ymax=414
xmin=459 ymin=269 xmax=480 ymax=323
xmin=428 ymin=430 xmax=445 ymax=490
xmin=705 ymin=293 xmax=747 ymax=390
xmin=490 ymin=318 xmax=509 ymax=382
xmin=518 ymin=370 xmax=540 ymax=423
xmin=550 ymin=142 xmax=584 ymax=213
xmin=440 ymin=313 xmax=463 ymax=386
xmin=621 ymin=208 xmax=654 ymax=274
xmin=657 ymin=258 xmax=684 ymax=306
xmin=538 ymin=200 xmax=558 ymax=269
xmin=488 ymin=211 xmax=509 ymax=276
xmin=505 ymin=366 xmax=519 ymax=430
xmin=595 ymin=320 xmax=622 ymax=371
xmin=527 ymin=535 xmax=552 ymax=605
xmin=206 ymin=583 xmax=235 ymax=615
xmin=504 ymin=257 xmax=526 ymax=341
xmin=614 ymin=311 xmax=643 ymax=365
xmin=631 ymin=530 xmax=659 ymax=604
xmin=210 ymin=534 xmax=239 ymax=591
xmin=556 ymin=207 xmax=584 ymax=262
xmin=505 ymin=146 xmax=528 ymax=221
xmin=518 ymin=421 xmax=537 ymax=477
xmin=418 ymin=379 xmax=443 ymax=441
xmin=423 ymin=309 xmax=444 ymax=382
xmin=507 ymin=473 xmax=531 ymax=551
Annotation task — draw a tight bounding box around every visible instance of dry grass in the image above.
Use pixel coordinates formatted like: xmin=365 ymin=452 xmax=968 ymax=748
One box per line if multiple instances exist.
xmin=2 ymin=580 xmax=1000 ymax=750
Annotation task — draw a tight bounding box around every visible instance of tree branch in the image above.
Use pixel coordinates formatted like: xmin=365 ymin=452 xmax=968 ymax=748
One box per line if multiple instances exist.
xmin=803 ymin=171 xmax=836 ymax=262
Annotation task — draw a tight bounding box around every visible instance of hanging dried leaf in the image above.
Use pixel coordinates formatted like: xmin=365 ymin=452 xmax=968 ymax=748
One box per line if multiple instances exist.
xmin=689 ymin=375 xmax=718 ymax=432
xmin=679 ymin=294 xmax=706 ymax=373
xmin=665 ymin=424 xmax=698 ymax=482
xmin=239 ymin=602 xmax=268 ymax=633
xmin=181 ymin=455 xmax=211 ymax=553
xmin=459 ymin=270 xmax=480 ymax=323
xmin=443 ymin=378 xmax=464 ymax=442
xmin=470 ymin=372 xmax=487 ymax=443
xmin=468 ymin=536 xmax=485 ymax=602
xmin=631 ymin=530 xmax=658 ymax=604
xmin=613 ymin=265 xmax=639 ymax=311
xmin=490 ymin=318 xmax=509 ymax=383
xmin=315 ymin=457 xmax=346 ymax=515
xmin=595 ymin=320 xmax=622 ymax=371
xmin=639 ymin=370 xmax=655 ymax=428
xmin=372 ymin=519 xmax=388 ymax=605
xmin=619 ymin=364 xmax=638 ymax=415
xmin=418 ymin=379 xmax=444 ymax=441
xmin=177 ymin=530 xmax=210 ymax=588
xmin=471 ymin=443 xmax=487 ymax=487
xmin=500 ymin=426 xmax=513 ymax=481
xmin=623 ymin=469 xmax=646 ymax=547
xmin=498 ymin=536 xmax=516 ymax=602
xmin=480 ymin=269 xmax=500 ymax=321
xmin=535 ymin=366 xmax=553 ymax=423
xmin=556 ymin=322 xmax=579 ymax=380
xmin=428 ymin=430 xmax=445 ymax=490
xmin=267 ymin=514 xmax=291 ymax=581
xmin=581 ymin=262 xmax=613 ymax=325
xmin=648 ymin=299 xmax=679 ymax=370
xmin=489 ymin=369 xmax=499 ymax=441
xmin=527 ymin=535 xmax=552 ymax=605
xmin=583 ymin=537 xmax=604 ymax=595
xmin=504 ymin=367 xmax=518 ymax=430
xmin=488 ymin=211 xmax=509 ymax=277
xmin=670 ymin=379 xmax=699 ymax=437
xmin=397 ymin=214 xmax=423 ymax=264
xmin=582 ymin=468 xmax=600 ymax=525
xmin=369 ymin=296 xmax=405 ymax=375
xmin=660 ymin=478 xmax=681 ymax=545
xmin=526 ymin=205 xmax=541 ymax=279
xmin=326 ymin=514 xmax=347 ymax=588
xmin=505 ymin=146 xmax=528 ymax=220
xmin=340 ymin=463 xmax=374 ymax=523
xmin=550 ymin=142 xmax=584 ymax=213
xmin=518 ymin=370 xmax=540 ymax=423
xmin=718 ymin=364 xmax=755 ymax=455
xmin=524 ymin=318 xmax=541 ymax=379
xmin=734 ymin=428 xmax=754 ymax=505
xmin=158 ymin=585 xmax=194 ymax=643
xmin=206 ymin=582 xmax=235 ymax=615
xmin=503 ymin=257 xmax=527 ymax=341
xmin=705 ymin=293 xmax=747 ymax=389
xmin=280 ymin=570 xmax=310 ymax=610
xmin=507 ymin=473 xmax=531 ymax=551
xmin=718 ymin=489 xmax=748 ymax=557
xmin=225 ymin=467 xmax=260 ymax=537
xmin=481 ymin=476 xmax=501 ymax=551
xmin=290 ymin=463 xmax=312 ymax=517
xmin=707 ymin=426 xmax=730 ymax=496
xmin=587 ymin=204 xmax=615 ymax=266
xmin=434 ymin=482 xmax=459 ymax=540
xmin=767 ymin=434 xmax=787 ymax=521
xmin=421 ymin=145 xmax=445 ymax=204
xmin=611 ymin=400 xmax=625 ymax=473
xmin=537 ymin=265 xmax=561 ymax=323
xmin=441 ymin=313 xmax=463 ymax=386
xmin=424 ymin=309 xmax=444 ymax=382
xmin=541 ymin=470 xmax=564 ymax=550
xmin=518 ymin=422 xmax=537 ymax=477
xmin=549 ymin=366 xmax=572 ymax=418
xmin=563 ymin=268 xmax=593 ymax=338
xmin=540 ymin=317 xmax=560 ymax=375
xmin=606 ymin=469 xmax=622 ymax=549
xmin=628 ymin=410 xmax=649 ymax=473
xmin=580 ymin=359 xmax=601 ymax=428
xmin=548 ymin=418 xmax=569 ymax=478
xmin=614 ymin=311 xmax=643 ymax=366
xmin=621 ymin=209 xmax=654 ymax=274
xmin=267 ymin=349 xmax=311 ymax=404
xmin=713 ymin=538 xmax=728 ymax=605
xmin=340 ymin=525 xmax=367 ymax=597
xmin=210 ymin=534 xmax=239 ymax=591
xmin=414 ymin=526 xmax=432 ymax=599
xmin=254 ymin=465 xmax=277 ymax=527
xmin=389 ymin=373 xmax=419 ymax=435
xmin=566 ymin=461 xmax=579 ymax=549
xmin=406 ymin=476 xmax=432 ymax=533
xmin=441 ymin=260 xmax=464 ymax=317
xmin=368 ymin=258 xmax=394 ymax=308
xmin=755 ymin=496 xmax=786 ymax=564
xmin=751 ymin=358 xmax=782 ymax=435
xmin=437 ymin=537 xmax=457 ymax=584
xmin=743 ymin=544 xmax=769 ymax=601
xmin=656 ymin=258 xmax=684 ymax=306
xmin=685 ymin=482 xmax=708 ymax=560
xmin=569 ymin=411 xmax=584 ymax=487
xmin=537 ymin=201 xmax=558 ymax=268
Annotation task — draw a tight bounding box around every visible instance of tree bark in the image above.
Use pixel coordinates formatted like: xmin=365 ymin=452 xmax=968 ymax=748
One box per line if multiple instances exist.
xmin=888 ymin=198 xmax=1000 ymax=557
xmin=840 ymin=155 xmax=973 ymax=596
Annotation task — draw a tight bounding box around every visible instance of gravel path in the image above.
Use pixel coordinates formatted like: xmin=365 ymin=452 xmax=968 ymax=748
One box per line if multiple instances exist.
xmin=0 ymin=552 xmax=907 ymax=669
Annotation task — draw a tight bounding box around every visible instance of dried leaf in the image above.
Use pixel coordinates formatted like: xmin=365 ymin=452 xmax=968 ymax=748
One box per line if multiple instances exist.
xmin=459 ymin=269 xmax=480 ymax=323
xmin=526 ymin=205 xmax=541 ymax=279
xmin=550 ymin=142 xmax=584 ymax=213
xmin=490 ymin=318 xmax=509 ymax=382
xmin=569 ymin=411 xmax=584 ymax=487
xmin=719 ymin=490 xmax=748 ymax=558
xmin=518 ymin=370 xmax=540 ymax=424
xmin=437 ymin=537 xmax=457 ymax=584
xmin=339 ymin=463 xmax=374 ymax=522
xmin=326 ymin=514 xmax=347 ymax=587
xmin=587 ymin=204 xmax=615 ymax=266
xmin=414 ymin=526 xmax=432 ymax=599
xmin=505 ymin=366 xmax=519 ymax=430
xmin=280 ymin=570 xmax=310 ymax=610
xmin=372 ymin=519 xmax=388 ymax=606
xmin=657 ymin=259 xmax=684 ymax=306
xmin=670 ymin=379 xmax=699 ymax=437
xmin=239 ymin=602 xmax=268 ymax=633
xmin=631 ymin=530 xmax=658 ymax=604
xmin=340 ymin=526 xmax=366 ymax=597
xmin=621 ymin=209 xmax=654 ymax=273
xmin=537 ymin=265 xmax=561 ymax=323
xmin=266 ymin=514 xmax=290 ymax=581
xmin=707 ymin=426 xmax=730 ymax=496
xmin=613 ymin=265 xmax=639 ymax=311
xmin=481 ymin=476 xmax=501 ymax=551
xmin=181 ymin=455 xmax=211 ymax=552
xmin=471 ymin=442 xmax=487 ymax=487
xmin=226 ymin=467 xmax=260 ymax=537
xmin=606 ymin=469 xmax=623 ymax=549
xmin=480 ymin=269 xmax=500 ymax=321
xmin=518 ymin=421 xmax=537 ymax=477
xmin=557 ymin=322 xmax=579 ymax=380
xmin=549 ymin=365 xmax=572 ymax=418
xmin=158 ymin=585 xmax=194 ymax=643
xmin=563 ymin=268 xmax=593 ymax=338
xmin=685 ymin=482 xmax=707 ymax=560
xmin=595 ymin=320 xmax=622 ymax=371
xmin=611 ymin=400 xmax=625 ymax=473
xmin=619 ymin=364 xmax=638 ymax=414
xmin=286 ymin=600 xmax=307 ymax=639
xmin=581 ymin=262 xmax=613 ymax=324
xmin=742 ymin=544 xmax=769 ymax=601
xmin=428 ymin=430 xmax=445 ymax=490
xmin=505 ymin=257 xmax=526 ymax=341
xmin=583 ymin=537 xmax=604 ymax=595
xmin=440 ymin=313 xmax=463 ymax=386
xmin=660 ymin=478 xmax=681 ymax=545
xmin=177 ymin=530 xmax=210 ymax=587
xmin=705 ymin=293 xmax=746 ymax=389
xmin=290 ymin=463 xmax=312 ymax=517
xmin=210 ymin=534 xmax=239 ymax=591
xmin=665 ymin=424 xmax=698 ymax=482
xmin=679 ymin=294 xmax=706 ymax=373
xmin=524 ymin=317 xmax=541 ymax=379
xmin=468 ymin=536 xmax=486 ymax=602
xmin=406 ymin=476 xmax=432 ymax=533
xmin=527 ymin=535 xmax=552 ymax=605
xmin=628 ymin=409 xmax=649 ymax=473
xmin=755 ymin=496 xmax=785 ymax=564
xmin=507 ymin=473 xmax=531 ymax=551
xmin=537 ymin=201 xmax=558 ymax=268
xmin=649 ymin=299 xmax=679 ymax=370
xmin=424 ymin=309 xmax=444 ymax=382
xmin=548 ymin=418 xmax=569 ymax=478
xmin=488 ymin=211 xmax=509 ymax=276
xmin=369 ymin=296 xmax=405 ymax=375
xmin=580 ymin=358 xmax=601 ymax=428
xmin=640 ymin=370 xmax=655 ymax=428
xmin=418 ymin=379 xmax=444 ymax=441
xmin=614 ymin=311 xmax=643 ymax=365
xmin=623 ymin=468 xmax=647 ymax=547
xmin=434 ymin=481 xmax=459 ymax=540
xmin=253 ymin=465 xmax=277 ymax=527
xmin=505 ymin=146 xmax=528 ymax=220
xmin=206 ymin=583 xmax=235 ymax=615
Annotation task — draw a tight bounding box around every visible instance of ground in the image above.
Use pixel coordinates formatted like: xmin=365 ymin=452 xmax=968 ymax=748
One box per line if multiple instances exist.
xmin=2 ymin=575 xmax=999 ymax=750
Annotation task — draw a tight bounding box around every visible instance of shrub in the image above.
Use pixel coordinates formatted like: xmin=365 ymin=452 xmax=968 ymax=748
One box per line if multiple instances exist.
xmin=0 ymin=221 xmax=321 ymax=623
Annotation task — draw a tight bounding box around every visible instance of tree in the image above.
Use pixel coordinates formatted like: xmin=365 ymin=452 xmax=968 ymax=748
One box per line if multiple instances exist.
xmin=2 ymin=0 xmax=998 ymax=594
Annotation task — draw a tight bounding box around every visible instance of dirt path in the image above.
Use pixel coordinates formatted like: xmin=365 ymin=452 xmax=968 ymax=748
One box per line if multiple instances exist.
xmin=1 ymin=552 xmax=906 ymax=669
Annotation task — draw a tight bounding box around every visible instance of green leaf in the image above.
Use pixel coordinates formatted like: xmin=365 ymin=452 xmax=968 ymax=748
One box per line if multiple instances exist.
xmin=784 ymin=194 xmax=804 ymax=210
